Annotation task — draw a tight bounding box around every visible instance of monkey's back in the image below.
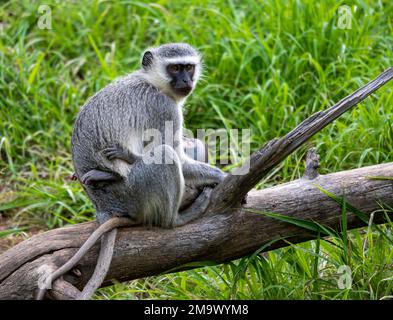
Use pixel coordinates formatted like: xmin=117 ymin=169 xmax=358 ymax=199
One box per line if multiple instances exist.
xmin=71 ymin=72 xmax=180 ymax=178
xmin=71 ymin=72 xmax=183 ymax=224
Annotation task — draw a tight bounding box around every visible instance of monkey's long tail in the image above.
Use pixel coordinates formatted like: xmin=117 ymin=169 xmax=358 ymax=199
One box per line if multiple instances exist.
xmin=77 ymin=228 xmax=117 ymax=300
xmin=36 ymin=217 xmax=133 ymax=300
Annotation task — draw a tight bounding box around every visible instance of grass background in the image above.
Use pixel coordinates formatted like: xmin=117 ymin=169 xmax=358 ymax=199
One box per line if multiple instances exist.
xmin=0 ymin=0 xmax=393 ymax=299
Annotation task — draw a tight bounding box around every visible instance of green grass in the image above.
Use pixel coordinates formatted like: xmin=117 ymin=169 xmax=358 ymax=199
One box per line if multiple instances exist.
xmin=1 ymin=0 xmax=393 ymax=299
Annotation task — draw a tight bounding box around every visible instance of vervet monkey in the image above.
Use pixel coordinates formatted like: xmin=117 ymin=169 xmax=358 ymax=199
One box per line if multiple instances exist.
xmin=37 ymin=43 xmax=227 ymax=300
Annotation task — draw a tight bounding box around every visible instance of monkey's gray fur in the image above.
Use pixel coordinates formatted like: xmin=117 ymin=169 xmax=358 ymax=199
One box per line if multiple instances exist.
xmin=37 ymin=43 xmax=226 ymax=300
xmin=72 ymin=42 xmax=225 ymax=227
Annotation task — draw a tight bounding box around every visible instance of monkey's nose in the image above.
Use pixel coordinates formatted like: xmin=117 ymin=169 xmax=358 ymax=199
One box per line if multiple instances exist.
xmin=183 ymin=79 xmax=192 ymax=87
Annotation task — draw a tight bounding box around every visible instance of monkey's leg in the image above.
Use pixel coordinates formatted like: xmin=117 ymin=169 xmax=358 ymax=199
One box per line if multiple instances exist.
xmin=175 ymin=187 xmax=213 ymax=227
xmin=80 ymin=169 xmax=120 ymax=185
xmin=182 ymin=158 xmax=228 ymax=188
xmin=102 ymin=145 xmax=141 ymax=164
xmin=36 ymin=217 xmax=133 ymax=300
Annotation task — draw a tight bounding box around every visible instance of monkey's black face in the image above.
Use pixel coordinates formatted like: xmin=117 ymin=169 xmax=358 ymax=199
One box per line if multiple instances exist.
xmin=167 ymin=64 xmax=195 ymax=96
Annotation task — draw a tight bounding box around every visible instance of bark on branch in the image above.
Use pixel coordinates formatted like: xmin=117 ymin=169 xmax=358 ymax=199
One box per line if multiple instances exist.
xmin=1 ymin=162 xmax=393 ymax=299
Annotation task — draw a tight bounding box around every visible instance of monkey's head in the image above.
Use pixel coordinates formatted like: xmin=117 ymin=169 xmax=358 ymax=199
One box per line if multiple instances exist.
xmin=141 ymin=43 xmax=202 ymax=102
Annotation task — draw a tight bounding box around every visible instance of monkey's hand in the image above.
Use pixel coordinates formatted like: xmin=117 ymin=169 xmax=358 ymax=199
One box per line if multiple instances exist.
xmin=102 ymin=145 xmax=140 ymax=165
xmin=214 ymin=168 xmax=228 ymax=184
xmin=203 ymin=167 xmax=228 ymax=187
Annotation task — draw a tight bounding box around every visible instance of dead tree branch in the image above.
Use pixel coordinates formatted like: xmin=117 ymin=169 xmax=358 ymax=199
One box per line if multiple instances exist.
xmin=207 ymin=67 xmax=393 ymax=212
xmin=0 ymin=162 xmax=392 ymax=299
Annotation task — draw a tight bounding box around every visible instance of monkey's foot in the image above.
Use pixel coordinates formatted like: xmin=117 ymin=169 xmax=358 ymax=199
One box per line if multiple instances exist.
xmin=81 ymin=170 xmax=119 ymax=185
xmin=102 ymin=145 xmax=140 ymax=164
xmin=176 ymin=187 xmax=213 ymax=226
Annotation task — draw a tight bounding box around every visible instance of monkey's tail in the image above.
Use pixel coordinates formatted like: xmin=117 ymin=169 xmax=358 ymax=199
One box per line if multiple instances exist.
xmin=77 ymin=228 xmax=117 ymax=300
xmin=36 ymin=217 xmax=133 ymax=300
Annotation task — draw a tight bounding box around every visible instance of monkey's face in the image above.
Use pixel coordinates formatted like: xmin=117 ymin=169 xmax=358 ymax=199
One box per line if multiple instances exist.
xmin=141 ymin=43 xmax=202 ymax=101
xmin=166 ymin=63 xmax=195 ymax=96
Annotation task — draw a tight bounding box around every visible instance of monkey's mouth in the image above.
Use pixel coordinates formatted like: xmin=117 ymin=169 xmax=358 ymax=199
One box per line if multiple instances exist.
xmin=174 ymin=86 xmax=193 ymax=96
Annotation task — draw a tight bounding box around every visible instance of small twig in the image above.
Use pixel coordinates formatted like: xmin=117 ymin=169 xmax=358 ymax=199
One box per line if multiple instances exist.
xmin=207 ymin=67 xmax=393 ymax=212
xmin=304 ymin=148 xmax=320 ymax=180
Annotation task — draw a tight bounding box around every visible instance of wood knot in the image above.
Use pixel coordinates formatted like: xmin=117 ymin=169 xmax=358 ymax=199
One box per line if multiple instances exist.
xmin=71 ymin=268 xmax=82 ymax=277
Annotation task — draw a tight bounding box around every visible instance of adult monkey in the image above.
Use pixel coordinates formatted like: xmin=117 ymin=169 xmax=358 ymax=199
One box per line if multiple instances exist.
xmin=37 ymin=43 xmax=226 ymax=300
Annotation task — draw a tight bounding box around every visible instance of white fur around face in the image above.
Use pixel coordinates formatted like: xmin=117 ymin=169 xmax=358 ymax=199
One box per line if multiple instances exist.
xmin=141 ymin=53 xmax=202 ymax=104
xmin=162 ymin=56 xmax=201 ymax=65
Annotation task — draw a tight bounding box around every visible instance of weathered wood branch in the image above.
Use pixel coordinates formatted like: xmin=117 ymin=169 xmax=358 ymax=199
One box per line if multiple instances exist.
xmin=207 ymin=67 xmax=393 ymax=212
xmin=1 ymin=162 xmax=393 ymax=299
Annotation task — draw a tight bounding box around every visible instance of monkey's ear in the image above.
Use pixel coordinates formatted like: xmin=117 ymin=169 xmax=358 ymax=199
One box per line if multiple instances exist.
xmin=142 ymin=51 xmax=153 ymax=69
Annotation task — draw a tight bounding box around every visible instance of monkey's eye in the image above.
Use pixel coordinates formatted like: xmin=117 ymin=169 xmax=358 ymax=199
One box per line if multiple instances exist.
xmin=185 ymin=64 xmax=194 ymax=72
xmin=168 ymin=64 xmax=180 ymax=73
